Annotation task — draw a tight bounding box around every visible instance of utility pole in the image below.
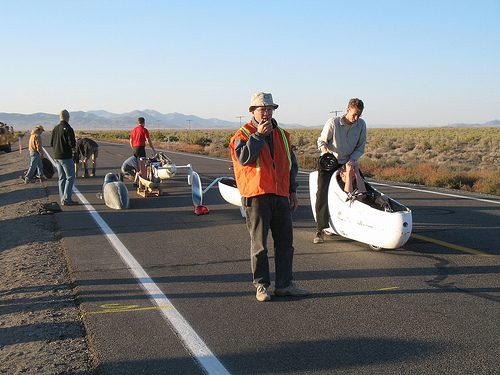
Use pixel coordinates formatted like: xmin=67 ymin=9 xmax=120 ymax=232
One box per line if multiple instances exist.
xmin=236 ymin=116 xmax=244 ymax=127
xmin=330 ymin=110 xmax=343 ymax=116
xmin=186 ymin=119 xmax=192 ymax=130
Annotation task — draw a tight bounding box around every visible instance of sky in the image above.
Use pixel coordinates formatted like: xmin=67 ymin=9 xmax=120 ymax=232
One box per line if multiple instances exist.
xmin=1 ymin=0 xmax=499 ymax=127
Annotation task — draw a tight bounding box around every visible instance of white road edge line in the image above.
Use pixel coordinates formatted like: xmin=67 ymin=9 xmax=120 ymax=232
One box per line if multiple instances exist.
xmin=46 ymin=151 xmax=229 ymax=372
xmin=72 ymin=186 xmax=231 ymax=375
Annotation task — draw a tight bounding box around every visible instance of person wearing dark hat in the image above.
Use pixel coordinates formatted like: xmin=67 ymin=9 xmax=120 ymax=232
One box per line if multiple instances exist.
xmin=314 ymin=98 xmax=366 ymax=243
xmin=75 ymin=137 xmax=99 ymax=177
xmin=129 ymin=117 xmax=156 ymax=159
xmin=230 ymin=92 xmax=309 ymax=302
xmin=51 ymin=109 xmax=78 ymax=206
xmin=24 ymin=125 xmax=45 ymax=183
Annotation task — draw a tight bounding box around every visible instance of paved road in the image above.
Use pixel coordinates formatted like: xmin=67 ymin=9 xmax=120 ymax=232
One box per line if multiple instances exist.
xmin=43 ymin=140 xmax=500 ymax=374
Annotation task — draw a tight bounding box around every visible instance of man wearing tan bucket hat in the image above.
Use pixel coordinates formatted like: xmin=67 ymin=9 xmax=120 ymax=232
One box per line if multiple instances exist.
xmin=230 ymin=92 xmax=310 ymax=302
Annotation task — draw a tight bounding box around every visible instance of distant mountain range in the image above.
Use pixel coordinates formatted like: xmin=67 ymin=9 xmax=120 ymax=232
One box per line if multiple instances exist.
xmin=0 ymin=110 xmax=304 ymax=131
xmin=443 ymin=119 xmax=500 ymax=127
xmin=0 ymin=110 xmax=498 ymax=131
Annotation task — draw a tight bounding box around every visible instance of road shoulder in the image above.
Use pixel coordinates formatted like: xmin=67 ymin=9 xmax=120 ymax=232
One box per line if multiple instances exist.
xmin=0 ymin=148 xmax=94 ymax=373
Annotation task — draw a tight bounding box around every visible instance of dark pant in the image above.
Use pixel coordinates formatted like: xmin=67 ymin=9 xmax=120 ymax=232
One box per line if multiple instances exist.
xmin=242 ymin=194 xmax=294 ymax=289
xmin=133 ymin=146 xmax=146 ymax=159
xmin=315 ymin=160 xmax=341 ymax=230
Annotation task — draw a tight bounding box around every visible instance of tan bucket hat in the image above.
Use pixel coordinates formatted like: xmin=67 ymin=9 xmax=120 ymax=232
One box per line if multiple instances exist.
xmin=249 ymin=92 xmax=279 ymax=112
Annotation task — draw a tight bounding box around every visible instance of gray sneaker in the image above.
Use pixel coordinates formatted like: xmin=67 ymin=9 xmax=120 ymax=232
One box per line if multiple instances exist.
xmin=256 ymin=285 xmax=271 ymax=302
xmin=275 ymin=282 xmax=310 ymax=297
xmin=62 ymin=200 xmax=79 ymax=206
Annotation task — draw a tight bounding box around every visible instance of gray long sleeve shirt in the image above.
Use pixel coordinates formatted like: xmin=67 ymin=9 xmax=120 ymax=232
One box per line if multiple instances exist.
xmin=317 ymin=116 xmax=366 ymax=164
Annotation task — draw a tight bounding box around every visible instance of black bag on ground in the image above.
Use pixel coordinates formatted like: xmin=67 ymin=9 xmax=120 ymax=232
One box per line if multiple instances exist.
xmin=42 ymin=158 xmax=55 ymax=178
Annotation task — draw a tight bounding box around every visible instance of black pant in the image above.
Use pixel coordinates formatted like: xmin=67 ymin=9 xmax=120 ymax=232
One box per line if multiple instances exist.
xmin=315 ymin=159 xmax=341 ymax=230
xmin=133 ymin=146 xmax=146 ymax=159
xmin=242 ymin=194 xmax=294 ymax=289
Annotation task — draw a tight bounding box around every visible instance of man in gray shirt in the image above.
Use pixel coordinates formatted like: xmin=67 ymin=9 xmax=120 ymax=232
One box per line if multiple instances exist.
xmin=314 ymin=98 xmax=366 ymax=243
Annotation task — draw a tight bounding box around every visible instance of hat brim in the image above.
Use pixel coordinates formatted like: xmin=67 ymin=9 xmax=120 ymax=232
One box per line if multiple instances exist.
xmin=249 ymin=104 xmax=279 ymax=112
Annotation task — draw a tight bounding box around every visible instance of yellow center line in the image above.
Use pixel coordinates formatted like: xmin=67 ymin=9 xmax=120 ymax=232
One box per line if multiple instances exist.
xmin=377 ymin=287 xmax=400 ymax=291
xmin=411 ymin=233 xmax=494 ymax=257
xmin=77 ymin=303 xmax=172 ymax=320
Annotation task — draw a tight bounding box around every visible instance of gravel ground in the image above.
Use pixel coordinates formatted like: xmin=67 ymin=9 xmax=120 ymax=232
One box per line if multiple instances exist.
xmin=0 ymin=148 xmax=95 ymax=374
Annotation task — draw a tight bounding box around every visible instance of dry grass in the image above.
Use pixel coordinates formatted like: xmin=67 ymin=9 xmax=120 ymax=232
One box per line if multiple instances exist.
xmin=80 ymin=126 xmax=500 ymax=196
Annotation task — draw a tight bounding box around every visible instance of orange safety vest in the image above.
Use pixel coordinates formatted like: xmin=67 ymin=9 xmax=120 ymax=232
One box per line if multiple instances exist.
xmin=230 ymin=122 xmax=292 ymax=198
